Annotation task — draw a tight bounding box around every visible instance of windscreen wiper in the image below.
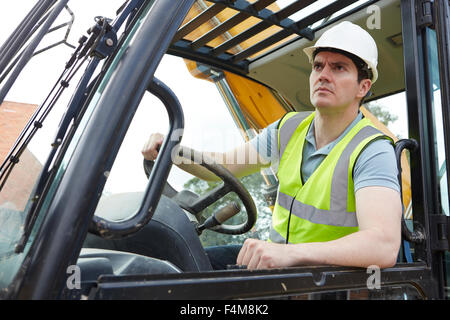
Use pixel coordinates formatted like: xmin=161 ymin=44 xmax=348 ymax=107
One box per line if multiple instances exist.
xmin=0 ymin=35 xmax=88 ymax=188
xmin=8 ymin=0 xmax=147 ymax=254
xmin=0 ymin=5 xmax=76 ymax=85
xmin=0 ymin=0 xmax=70 ymax=105
xmin=0 ymin=0 xmax=57 ymax=74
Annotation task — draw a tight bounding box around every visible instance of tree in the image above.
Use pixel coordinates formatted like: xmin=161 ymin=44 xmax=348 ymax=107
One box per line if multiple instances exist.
xmin=364 ymin=101 xmax=398 ymax=127
xmin=183 ymin=172 xmax=273 ymax=247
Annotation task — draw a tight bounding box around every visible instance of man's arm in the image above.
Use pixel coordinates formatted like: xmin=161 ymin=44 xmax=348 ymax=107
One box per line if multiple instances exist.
xmin=237 ymin=186 xmax=402 ymax=269
xmin=142 ymin=133 xmax=271 ymax=181
xmin=175 ymin=141 xmax=270 ymax=181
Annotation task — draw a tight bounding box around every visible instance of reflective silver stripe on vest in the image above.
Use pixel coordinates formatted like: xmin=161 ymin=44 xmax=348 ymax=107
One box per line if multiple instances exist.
xmin=330 ymin=125 xmax=381 ymax=213
xmin=276 ymin=124 xmax=383 ymax=228
xmin=279 ymin=111 xmax=313 ymax=158
xmin=277 ymin=191 xmax=358 ymax=227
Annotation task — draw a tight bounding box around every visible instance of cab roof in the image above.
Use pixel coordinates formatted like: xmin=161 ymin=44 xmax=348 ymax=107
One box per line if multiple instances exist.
xmin=169 ymin=0 xmax=404 ymax=110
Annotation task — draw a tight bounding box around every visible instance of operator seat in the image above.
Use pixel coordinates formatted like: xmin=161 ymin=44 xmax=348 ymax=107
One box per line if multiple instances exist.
xmin=84 ymin=195 xmax=213 ymax=272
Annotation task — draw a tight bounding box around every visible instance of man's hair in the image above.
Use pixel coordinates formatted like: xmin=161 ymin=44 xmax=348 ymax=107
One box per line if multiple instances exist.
xmin=312 ymin=47 xmax=373 ymax=105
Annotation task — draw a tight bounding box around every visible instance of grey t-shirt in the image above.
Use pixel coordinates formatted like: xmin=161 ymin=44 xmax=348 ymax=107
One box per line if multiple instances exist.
xmin=250 ymin=112 xmax=400 ymax=192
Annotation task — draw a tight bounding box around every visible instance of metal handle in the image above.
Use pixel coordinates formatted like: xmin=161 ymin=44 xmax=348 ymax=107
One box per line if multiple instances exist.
xmin=395 ymin=138 xmax=426 ymax=243
xmin=89 ymin=77 xmax=184 ymax=239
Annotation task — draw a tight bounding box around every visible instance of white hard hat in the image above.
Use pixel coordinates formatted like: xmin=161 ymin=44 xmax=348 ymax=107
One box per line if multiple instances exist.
xmin=303 ymin=21 xmax=378 ymax=83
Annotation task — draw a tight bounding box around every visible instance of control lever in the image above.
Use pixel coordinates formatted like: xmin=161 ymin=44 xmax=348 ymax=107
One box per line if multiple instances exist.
xmin=196 ymin=202 xmax=241 ymax=234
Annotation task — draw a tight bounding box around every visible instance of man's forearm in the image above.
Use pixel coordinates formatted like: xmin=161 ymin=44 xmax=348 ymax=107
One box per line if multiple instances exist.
xmin=292 ymin=229 xmax=400 ymax=269
xmin=172 ymin=143 xmax=265 ymax=182
xmin=292 ymin=187 xmax=402 ymax=269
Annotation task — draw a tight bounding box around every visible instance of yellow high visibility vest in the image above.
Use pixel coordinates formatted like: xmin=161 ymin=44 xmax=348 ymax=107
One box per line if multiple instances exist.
xmin=269 ymin=111 xmax=391 ymax=244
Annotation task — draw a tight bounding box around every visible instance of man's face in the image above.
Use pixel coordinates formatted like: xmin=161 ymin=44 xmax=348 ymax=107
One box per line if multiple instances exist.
xmin=309 ymin=51 xmax=370 ymax=111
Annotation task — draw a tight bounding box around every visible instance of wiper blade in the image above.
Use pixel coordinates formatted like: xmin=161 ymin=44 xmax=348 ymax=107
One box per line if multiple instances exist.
xmin=11 ymin=0 xmax=147 ymax=253
xmin=0 ymin=36 xmax=87 ymax=192
xmin=0 ymin=2 xmax=132 ymax=196
xmin=0 ymin=5 xmax=76 ymax=85
xmin=0 ymin=0 xmax=56 ymax=69
xmin=11 ymin=29 xmax=109 ymax=254
xmin=0 ymin=0 xmax=70 ymax=105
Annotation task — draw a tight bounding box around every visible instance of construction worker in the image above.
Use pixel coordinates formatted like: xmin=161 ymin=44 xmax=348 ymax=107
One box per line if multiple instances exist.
xmin=142 ymin=22 xmax=402 ymax=270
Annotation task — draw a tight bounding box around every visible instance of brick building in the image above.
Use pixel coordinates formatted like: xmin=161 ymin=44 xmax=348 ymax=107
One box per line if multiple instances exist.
xmin=0 ymin=101 xmax=41 ymax=211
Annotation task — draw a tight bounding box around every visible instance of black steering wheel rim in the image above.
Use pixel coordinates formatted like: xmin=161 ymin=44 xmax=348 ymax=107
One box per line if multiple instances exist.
xmin=144 ymin=146 xmax=257 ymax=235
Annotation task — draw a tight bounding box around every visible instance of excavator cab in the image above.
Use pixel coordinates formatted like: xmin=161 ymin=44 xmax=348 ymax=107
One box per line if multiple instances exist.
xmin=0 ymin=0 xmax=449 ymax=300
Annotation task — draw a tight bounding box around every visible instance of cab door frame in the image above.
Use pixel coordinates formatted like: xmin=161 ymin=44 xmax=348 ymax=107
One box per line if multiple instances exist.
xmin=82 ymin=0 xmax=448 ymax=300
xmin=402 ymin=0 xmax=450 ymax=299
xmin=432 ymin=0 xmax=450 ymax=299
xmin=10 ymin=0 xmax=447 ymax=300
xmin=88 ymin=0 xmax=446 ymax=300
xmin=87 ymin=0 xmax=443 ymax=300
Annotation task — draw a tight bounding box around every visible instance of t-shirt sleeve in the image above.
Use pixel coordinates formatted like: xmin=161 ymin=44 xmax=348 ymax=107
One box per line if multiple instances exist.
xmin=249 ymin=119 xmax=280 ymax=164
xmin=353 ymin=138 xmax=401 ymax=193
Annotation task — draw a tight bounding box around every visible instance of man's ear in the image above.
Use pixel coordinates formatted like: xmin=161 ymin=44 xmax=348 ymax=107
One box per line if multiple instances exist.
xmin=357 ymin=79 xmax=372 ymax=99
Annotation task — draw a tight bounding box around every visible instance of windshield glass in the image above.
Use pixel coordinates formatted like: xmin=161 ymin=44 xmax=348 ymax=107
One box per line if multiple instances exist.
xmin=92 ymin=53 xmax=275 ymax=246
xmin=0 ymin=0 xmax=126 ymax=292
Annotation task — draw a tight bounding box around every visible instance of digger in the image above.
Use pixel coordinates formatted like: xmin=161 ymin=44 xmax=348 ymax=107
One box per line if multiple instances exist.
xmin=0 ymin=0 xmax=448 ymax=299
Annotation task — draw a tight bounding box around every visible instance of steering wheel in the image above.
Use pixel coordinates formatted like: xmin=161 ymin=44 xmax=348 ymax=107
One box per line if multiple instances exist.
xmin=143 ymin=146 xmax=257 ymax=235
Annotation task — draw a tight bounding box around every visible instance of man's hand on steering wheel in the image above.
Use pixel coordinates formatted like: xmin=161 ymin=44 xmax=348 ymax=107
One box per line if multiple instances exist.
xmin=142 ymin=132 xmax=164 ymax=161
xmin=142 ymin=133 xmax=257 ymax=235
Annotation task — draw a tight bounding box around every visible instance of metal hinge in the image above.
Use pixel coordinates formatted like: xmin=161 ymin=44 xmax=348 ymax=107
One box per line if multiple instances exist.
xmin=416 ymin=0 xmax=434 ymax=29
xmin=429 ymin=214 xmax=449 ymax=251
xmin=78 ymin=17 xmax=117 ymax=60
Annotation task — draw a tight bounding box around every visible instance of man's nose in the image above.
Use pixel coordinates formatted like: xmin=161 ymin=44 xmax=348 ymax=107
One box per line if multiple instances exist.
xmin=318 ymin=64 xmax=332 ymax=82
